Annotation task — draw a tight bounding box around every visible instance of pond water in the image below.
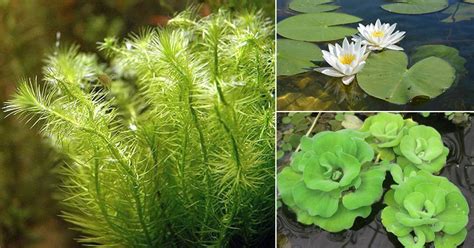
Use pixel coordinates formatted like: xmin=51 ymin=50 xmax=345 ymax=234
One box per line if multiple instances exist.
xmin=277 ymin=114 xmax=474 ymax=248
xmin=277 ymin=0 xmax=474 ymax=111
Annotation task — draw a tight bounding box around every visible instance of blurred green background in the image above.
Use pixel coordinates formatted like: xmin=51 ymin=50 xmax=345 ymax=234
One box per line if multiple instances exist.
xmin=0 ymin=0 xmax=273 ymax=247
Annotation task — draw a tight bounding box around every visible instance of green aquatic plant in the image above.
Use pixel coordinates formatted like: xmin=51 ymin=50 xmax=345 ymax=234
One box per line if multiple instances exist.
xmin=278 ymin=130 xmax=389 ymax=232
xmin=411 ymin=45 xmax=467 ymax=75
xmin=360 ymin=113 xmax=417 ymax=161
xmin=357 ymin=50 xmax=455 ymax=104
xmin=382 ymin=171 xmax=469 ymax=248
xmin=289 ymin=0 xmax=340 ymax=13
xmin=381 ymin=0 xmax=449 ymax=15
xmin=397 ymin=125 xmax=449 ymax=174
xmin=277 ymin=12 xmax=362 ymax=42
xmin=277 ymin=39 xmax=322 ymax=76
xmin=6 ymin=8 xmax=274 ymax=247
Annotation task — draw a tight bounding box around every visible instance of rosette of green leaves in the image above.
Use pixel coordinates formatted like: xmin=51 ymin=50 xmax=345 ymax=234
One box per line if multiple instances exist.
xmin=382 ymin=171 xmax=469 ymax=248
xmin=397 ymin=125 xmax=449 ymax=174
xmin=278 ymin=130 xmax=389 ymax=232
xmin=360 ymin=113 xmax=417 ymax=161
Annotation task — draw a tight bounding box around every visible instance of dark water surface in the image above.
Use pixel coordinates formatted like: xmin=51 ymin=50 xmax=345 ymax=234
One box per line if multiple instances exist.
xmin=277 ymin=0 xmax=474 ymax=111
xmin=277 ymin=114 xmax=474 ymax=247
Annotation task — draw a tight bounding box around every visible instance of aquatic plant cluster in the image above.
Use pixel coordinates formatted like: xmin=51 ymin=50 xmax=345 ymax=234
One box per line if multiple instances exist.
xmin=277 ymin=0 xmax=470 ymax=105
xmin=6 ymin=9 xmax=274 ymax=247
xmin=278 ymin=113 xmax=470 ymax=248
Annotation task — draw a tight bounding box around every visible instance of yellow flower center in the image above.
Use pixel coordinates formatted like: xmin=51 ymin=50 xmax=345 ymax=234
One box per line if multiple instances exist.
xmin=339 ymin=54 xmax=356 ymax=65
xmin=372 ymin=30 xmax=384 ymax=38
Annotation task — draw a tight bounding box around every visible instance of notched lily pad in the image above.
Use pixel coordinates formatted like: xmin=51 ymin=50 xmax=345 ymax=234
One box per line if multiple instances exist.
xmin=277 ymin=39 xmax=323 ymax=76
xmin=289 ymin=0 xmax=340 ymax=13
xmin=357 ymin=50 xmax=455 ymax=105
xmin=382 ymin=0 xmax=449 ymax=15
xmin=411 ymin=45 xmax=467 ymax=75
xmin=277 ymin=12 xmax=362 ymax=42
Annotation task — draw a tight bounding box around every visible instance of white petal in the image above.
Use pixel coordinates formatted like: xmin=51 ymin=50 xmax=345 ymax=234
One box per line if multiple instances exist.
xmin=368 ymin=45 xmax=382 ymax=51
xmin=342 ymin=38 xmax=350 ymax=50
xmin=353 ymin=61 xmax=366 ymax=74
xmin=386 ymin=44 xmax=404 ymax=51
xmin=375 ymin=19 xmax=382 ymax=29
xmin=386 ymin=23 xmax=397 ymax=35
xmin=342 ymin=75 xmax=356 ymax=85
xmin=315 ymin=67 xmax=345 ymax=77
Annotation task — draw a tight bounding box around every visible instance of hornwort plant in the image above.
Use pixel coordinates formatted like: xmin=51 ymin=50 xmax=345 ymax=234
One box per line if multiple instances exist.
xmin=6 ymin=8 xmax=274 ymax=247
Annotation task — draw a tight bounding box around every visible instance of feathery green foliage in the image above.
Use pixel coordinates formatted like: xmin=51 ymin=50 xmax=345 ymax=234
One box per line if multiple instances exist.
xmin=6 ymin=8 xmax=274 ymax=247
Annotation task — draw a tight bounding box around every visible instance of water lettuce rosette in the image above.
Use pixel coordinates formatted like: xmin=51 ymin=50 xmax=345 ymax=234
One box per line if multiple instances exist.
xmin=397 ymin=125 xmax=449 ymax=174
xmin=360 ymin=113 xmax=417 ymax=161
xmin=382 ymin=171 xmax=469 ymax=248
xmin=278 ymin=130 xmax=389 ymax=232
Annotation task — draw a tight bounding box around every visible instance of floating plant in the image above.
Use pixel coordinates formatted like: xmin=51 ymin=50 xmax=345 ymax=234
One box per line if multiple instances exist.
xmin=277 ymin=39 xmax=322 ymax=76
xmin=289 ymin=0 xmax=340 ymax=13
xmin=381 ymin=0 xmax=449 ymax=15
xmin=278 ymin=129 xmax=390 ymax=232
xmin=382 ymin=171 xmax=469 ymax=248
xmin=277 ymin=12 xmax=362 ymax=42
xmin=278 ymin=113 xmax=469 ymax=247
xmin=315 ymin=38 xmax=368 ymax=85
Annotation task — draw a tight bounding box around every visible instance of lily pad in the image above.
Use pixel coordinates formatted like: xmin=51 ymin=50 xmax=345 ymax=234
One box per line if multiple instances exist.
xmin=289 ymin=0 xmax=340 ymax=13
xmin=277 ymin=13 xmax=362 ymax=42
xmin=381 ymin=0 xmax=449 ymax=15
xmin=441 ymin=2 xmax=474 ymax=23
xmin=277 ymin=39 xmax=323 ymax=76
xmin=411 ymin=45 xmax=466 ymax=74
xmin=357 ymin=51 xmax=455 ymax=105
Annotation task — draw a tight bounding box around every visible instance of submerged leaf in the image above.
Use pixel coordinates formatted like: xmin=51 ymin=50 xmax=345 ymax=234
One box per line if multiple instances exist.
xmin=277 ymin=39 xmax=322 ymax=76
xmin=277 ymin=12 xmax=362 ymax=42
xmin=357 ymin=50 xmax=455 ymax=104
xmin=381 ymin=0 xmax=449 ymax=15
xmin=441 ymin=2 xmax=474 ymax=23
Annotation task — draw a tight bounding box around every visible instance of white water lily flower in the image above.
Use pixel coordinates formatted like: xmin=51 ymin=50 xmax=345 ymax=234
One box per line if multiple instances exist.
xmin=353 ymin=19 xmax=405 ymax=51
xmin=315 ymin=38 xmax=369 ymax=85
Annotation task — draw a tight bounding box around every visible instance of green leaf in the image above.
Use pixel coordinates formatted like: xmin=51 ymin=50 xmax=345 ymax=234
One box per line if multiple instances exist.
xmin=342 ymin=166 xmax=386 ymax=210
xmin=357 ymin=51 xmax=455 ymax=105
xmin=434 ymin=228 xmax=467 ymax=248
xmin=289 ymin=0 xmax=340 ymax=13
xmin=277 ymin=167 xmax=302 ymax=207
xmin=382 ymin=0 xmax=449 ymax=15
xmin=411 ymin=45 xmax=467 ymax=75
xmin=277 ymin=12 xmax=362 ymax=42
xmin=390 ymin=164 xmax=404 ymax=184
xmin=312 ymin=205 xmax=371 ymax=232
xmin=382 ymin=206 xmax=413 ymax=237
xmin=277 ymin=39 xmax=322 ymax=76
xmin=436 ymin=191 xmax=469 ymax=235
xmin=292 ymin=181 xmax=339 ymax=217
xmin=398 ymin=228 xmax=426 ymax=248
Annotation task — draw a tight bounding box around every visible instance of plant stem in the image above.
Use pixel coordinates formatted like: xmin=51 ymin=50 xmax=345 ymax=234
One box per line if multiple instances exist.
xmin=295 ymin=112 xmax=322 ymax=153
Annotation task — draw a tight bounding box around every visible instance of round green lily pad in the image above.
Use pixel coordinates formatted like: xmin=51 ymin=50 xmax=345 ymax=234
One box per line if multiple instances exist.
xmin=277 ymin=12 xmax=362 ymax=42
xmin=381 ymin=0 xmax=449 ymax=15
xmin=289 ymin=0 xmax=340 ymax=13
xmin=357 ymin=51 xmax=455 ymax=105
xmin=411 ymin=45 xmax=466 ymax=74
xmin=277 ymin=39 xmax=322 ymax=76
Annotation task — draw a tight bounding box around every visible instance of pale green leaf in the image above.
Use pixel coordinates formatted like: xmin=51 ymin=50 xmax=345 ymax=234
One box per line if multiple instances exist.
xmin=357 ymin=51 xmax=455 ymax=105
xmin=277 ymin=12 xmax=362 ymax=42
xmin=277 ymin=39 xmax=322 ymax=76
